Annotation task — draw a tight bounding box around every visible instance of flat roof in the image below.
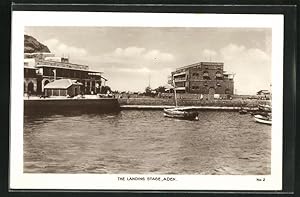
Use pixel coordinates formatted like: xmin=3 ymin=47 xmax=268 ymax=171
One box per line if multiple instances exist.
xmin=36 ymin=64 xmax=102 ymax=74
xmin=176 ymin=61 xmax=224 ymax=71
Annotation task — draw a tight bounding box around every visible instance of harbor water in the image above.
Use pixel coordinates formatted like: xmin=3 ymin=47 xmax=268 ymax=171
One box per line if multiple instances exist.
xmin=24 ymin=110 xmax=271 ymax=175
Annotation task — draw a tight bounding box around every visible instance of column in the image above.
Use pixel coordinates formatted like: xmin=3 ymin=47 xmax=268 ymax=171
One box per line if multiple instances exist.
xmin=85 ymin=81 xmax=88 ymax=94
xmin=89 ymin=80 xmax=92 ymax=93
xmin=24 ymin=81 xmax=27 ymax=93
xmin=33 ymin=79 xmax=37 ymax=93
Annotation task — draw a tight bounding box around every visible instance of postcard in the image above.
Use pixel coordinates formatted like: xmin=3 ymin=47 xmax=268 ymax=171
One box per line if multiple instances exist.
xmin=10 ymin=11 xmax=283 ymax=191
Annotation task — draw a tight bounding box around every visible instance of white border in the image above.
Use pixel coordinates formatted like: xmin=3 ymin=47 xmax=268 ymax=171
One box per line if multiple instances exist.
xmin=10 ymin=11 xmax=283 ymax=190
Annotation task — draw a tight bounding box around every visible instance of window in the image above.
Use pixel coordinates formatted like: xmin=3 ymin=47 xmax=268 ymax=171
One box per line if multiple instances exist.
xmin=203 ymin=71 xmax=210 ymax=80
xmin=53 ymin=89 xmax=59 ymax=96
xmin=192 ymin=86 xmax=199 ymax=89
xmin=28 ymin=81 xmax=34 ymax=93
xmin=50 ymin=68 xmax=54 ymax=76
xmin=225 ymin=88 xmax=231 ymax=94
xmin=216 ymin=71 xmax=222 ymax=79
xmin=192 ymin=73 xmax=199 ymax=77
xmin=46 ymin=89 xmax=51 ymax=96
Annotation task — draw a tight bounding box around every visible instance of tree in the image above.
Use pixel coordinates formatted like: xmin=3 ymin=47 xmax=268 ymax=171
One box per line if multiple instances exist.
xmin=101 ymin=86 xmax=111 ymax=94
xmin=155 ymin=86 xmax=166 ymax=93
xmin=145 ymin=86 xmax=151 ymax=95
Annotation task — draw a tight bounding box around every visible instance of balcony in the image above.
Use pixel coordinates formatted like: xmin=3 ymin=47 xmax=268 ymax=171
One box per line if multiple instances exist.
xmin=174 ymin=77 xmax=186 ymax=82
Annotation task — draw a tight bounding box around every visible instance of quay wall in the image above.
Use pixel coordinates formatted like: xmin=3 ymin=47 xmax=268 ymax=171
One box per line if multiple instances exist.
xmin=118 ymin=97 xmax=270 ymax=108
xmin=24 ymin=98 xmax=120 ymax=114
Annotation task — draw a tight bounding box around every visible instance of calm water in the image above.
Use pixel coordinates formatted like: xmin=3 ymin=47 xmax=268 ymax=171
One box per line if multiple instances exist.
xmin=24 ymin=110 xmax=271 ymax=175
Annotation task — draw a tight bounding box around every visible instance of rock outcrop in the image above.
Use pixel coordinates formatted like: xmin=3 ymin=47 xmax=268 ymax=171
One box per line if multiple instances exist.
xmin=24 ymin=35 xmax=50 ymax=53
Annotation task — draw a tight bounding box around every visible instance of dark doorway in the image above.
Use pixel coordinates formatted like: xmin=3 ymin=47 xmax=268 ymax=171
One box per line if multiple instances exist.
xmin=28 ymin=82 xmax=34 ymax=94
xmin=74 ymin=87 xmax=78 ymax=96
xmin=37 ymin=78 xmax=42 ymax=94
xmin=225 ymin=88 xmax=231 ymax=94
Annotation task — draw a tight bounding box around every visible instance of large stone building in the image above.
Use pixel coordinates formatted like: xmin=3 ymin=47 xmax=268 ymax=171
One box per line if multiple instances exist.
xmin=24 ymin=52 xmax=107 ymax=96
xmin=169 ymin=62 xmax=234 ymax=97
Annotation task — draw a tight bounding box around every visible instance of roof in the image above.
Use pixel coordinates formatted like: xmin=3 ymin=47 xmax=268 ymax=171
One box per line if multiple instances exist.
xmin=176 ymin=61 xmax=224 ymax=71
xmin=44 ymin=79 xmax=82 ymax=89
xmin=36 ymin=59 xmax=89 ymax=71
xmin=36 ymin=64 xmax=103 ymax=74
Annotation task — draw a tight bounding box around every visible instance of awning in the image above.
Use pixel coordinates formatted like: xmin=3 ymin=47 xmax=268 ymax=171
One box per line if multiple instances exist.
xmin=44 ymin=79 xmax=82 ymax=89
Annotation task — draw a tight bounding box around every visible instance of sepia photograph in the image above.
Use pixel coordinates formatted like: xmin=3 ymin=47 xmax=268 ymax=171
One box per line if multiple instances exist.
xmin=10 ymin=12 xmax=284 ymax=190
xmin=23 ymin=26 xmax=272 ymax=175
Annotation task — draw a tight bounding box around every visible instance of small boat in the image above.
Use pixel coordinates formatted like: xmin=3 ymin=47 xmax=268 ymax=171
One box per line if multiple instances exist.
xmin=254 ymin=114 xmax=272 ymax=125
xmin=254 ymin=86 xmax=272 ymax=125
xmin=164 ymin=80 xmax=199 ymax=121
xmin=258 ymin=104 xmax=272 ymax=112
xmin=164 ymin=108 xmax=199 ymax=121
xmin=239 ymin=108 xmax=247 ymax=114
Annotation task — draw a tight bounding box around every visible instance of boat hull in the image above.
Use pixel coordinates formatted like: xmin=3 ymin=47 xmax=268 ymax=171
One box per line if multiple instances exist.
xmin=163 ymin=108 xmax=199 ymax=121
xmin=254 ymin=115 xmax=272 ymax=125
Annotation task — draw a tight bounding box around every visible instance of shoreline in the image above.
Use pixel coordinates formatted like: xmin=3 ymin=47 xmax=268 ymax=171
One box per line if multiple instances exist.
xmin=120 ymin=105 xmax=242 ymax=111
xmin=118 ymin=97 xmax=270 ymax=109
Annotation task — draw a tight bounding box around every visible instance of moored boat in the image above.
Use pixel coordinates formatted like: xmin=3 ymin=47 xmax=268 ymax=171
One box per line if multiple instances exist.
xmin=254 ymin=114 xmax=272 ymax=125
xmin=164 ymin=108 xmax=199 ymax=121
xmin=258 ymin=104 xmax=272 ymax=112
xmin=163 ymin=79 xmax=199 ymax=121
xmin=239 ymin=108 xmax=247 ymax=114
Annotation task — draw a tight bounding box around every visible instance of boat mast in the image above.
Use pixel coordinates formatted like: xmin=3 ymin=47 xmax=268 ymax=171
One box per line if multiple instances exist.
xmin=173 ymin=79 xmax=178 ymax=107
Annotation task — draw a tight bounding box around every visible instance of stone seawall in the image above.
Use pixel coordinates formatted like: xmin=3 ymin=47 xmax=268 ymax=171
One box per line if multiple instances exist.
xmin=118 ymin=98 xmax=270 ymax=108
xmin=24 ymin=98 xmax=120 ymax=114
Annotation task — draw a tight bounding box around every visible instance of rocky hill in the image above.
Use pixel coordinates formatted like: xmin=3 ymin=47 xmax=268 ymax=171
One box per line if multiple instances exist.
xmin=24 ymin=35 xmax=51 ymax=53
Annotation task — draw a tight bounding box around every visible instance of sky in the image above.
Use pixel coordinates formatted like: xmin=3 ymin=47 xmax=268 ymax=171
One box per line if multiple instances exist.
xmin=25 ymin=27 xmax=272 ymax=95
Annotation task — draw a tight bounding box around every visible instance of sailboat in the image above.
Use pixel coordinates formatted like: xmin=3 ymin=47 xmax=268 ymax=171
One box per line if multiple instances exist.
xmin=163 ymin=80 xmax=199 ymax=121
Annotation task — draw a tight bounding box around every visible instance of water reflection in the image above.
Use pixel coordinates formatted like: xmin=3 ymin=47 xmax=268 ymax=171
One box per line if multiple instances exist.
xmin=24 ymin=110 xmax=271 ymax=175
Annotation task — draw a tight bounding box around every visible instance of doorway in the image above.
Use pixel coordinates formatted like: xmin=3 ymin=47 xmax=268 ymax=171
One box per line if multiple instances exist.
xmin=28 ymin=82 xmax=34 ymax=94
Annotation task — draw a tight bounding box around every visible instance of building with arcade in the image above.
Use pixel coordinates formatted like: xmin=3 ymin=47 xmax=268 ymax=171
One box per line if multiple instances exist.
xmin=24 ymin=53 xmax=107 ymax=96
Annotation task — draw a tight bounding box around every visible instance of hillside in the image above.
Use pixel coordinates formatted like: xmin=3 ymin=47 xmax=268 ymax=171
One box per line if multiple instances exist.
xmin=24 ymin=35 xmax=51 ymax=53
